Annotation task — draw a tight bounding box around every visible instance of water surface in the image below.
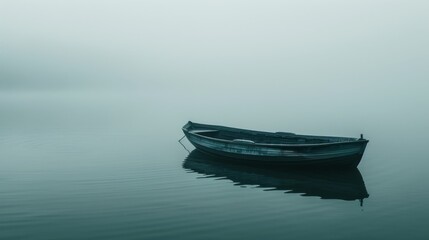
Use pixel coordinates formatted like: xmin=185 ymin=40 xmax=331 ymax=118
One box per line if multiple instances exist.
xmin=0 ymin=91 xmax=428 ymax=240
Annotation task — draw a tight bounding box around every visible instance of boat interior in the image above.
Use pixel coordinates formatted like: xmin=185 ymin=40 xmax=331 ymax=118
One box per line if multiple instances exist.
xmin=191 ymin=129 xmax=355 ymax=145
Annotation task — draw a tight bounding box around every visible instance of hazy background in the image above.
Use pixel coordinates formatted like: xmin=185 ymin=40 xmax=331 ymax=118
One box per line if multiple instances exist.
xmin=1 ymin=0 xmax=428 ymax=132
xmin=1 ymin=1 xmax=429 ymax=239
xmin=1 ymin=0 xmax=428 ymax=151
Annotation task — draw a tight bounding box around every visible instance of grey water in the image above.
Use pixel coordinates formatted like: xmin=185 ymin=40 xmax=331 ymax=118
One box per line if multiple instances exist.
xmin=1 ymin=1 xmax=429 ymax=239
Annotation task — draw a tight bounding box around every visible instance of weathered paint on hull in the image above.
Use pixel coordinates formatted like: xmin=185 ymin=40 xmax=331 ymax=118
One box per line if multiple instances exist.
xmin=190 ymin=139 xmax=365 ymax=168
xmin=183 ymin=123 xmax=369 ymax=168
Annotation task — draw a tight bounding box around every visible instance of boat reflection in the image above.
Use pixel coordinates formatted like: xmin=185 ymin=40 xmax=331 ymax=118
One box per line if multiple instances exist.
xmin=183 ymin=150 xmax=369 ymax=204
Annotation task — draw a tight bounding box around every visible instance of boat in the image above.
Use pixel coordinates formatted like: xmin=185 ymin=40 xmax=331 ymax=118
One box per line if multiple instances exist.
xmin=181 ymin=121 xmax=369 ymax=168
xmin=183 ymin=150 xmax=369 ymax=203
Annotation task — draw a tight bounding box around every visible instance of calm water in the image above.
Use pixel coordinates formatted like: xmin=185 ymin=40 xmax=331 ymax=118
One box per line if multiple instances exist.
xmin=0 ymin=91 xmax=428 ymax=240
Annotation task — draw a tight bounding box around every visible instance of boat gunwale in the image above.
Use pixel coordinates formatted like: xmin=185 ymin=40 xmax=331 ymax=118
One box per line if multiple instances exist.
xmin=183 ymin=122 xmax=369 ymax=148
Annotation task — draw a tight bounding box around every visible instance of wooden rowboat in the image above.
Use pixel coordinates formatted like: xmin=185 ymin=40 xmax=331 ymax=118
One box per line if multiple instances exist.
xmin=182 ymin=121 xmax=369 ymax=168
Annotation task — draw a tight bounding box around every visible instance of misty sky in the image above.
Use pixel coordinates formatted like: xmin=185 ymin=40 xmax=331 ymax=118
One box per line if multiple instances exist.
xmin=1 ymin=0 xmax=428 ymax=133
xmin=1 ymin=0 xmax=427 ymax=92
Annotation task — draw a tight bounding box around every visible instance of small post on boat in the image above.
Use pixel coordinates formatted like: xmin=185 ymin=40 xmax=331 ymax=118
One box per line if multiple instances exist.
xmin=360 ymin=134 xmax=363 ymax=140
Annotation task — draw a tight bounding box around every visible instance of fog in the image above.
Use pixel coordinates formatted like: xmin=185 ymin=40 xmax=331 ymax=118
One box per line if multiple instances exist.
xmin=0 ymin=0 xmax=428 ymax=134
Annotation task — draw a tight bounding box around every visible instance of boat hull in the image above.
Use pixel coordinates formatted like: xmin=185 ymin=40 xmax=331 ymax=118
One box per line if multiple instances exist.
xmin=183 ymin=122 xmax=368 ymax=168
